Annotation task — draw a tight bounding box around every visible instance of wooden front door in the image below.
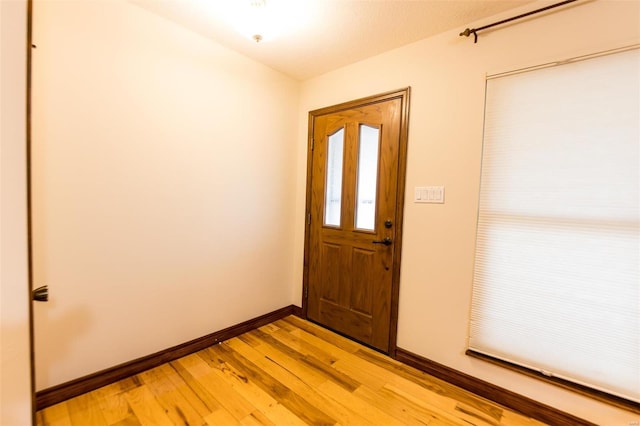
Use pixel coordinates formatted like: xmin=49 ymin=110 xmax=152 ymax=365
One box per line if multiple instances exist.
xmin=304 ymin=89 xmax=410 ymax=354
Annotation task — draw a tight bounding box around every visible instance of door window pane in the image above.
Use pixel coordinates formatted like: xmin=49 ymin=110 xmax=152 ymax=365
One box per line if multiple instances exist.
xmin=355 ymin=125 xmax=380 ymax=230
xmin=324 ymin=128 xmax=345 ymax=227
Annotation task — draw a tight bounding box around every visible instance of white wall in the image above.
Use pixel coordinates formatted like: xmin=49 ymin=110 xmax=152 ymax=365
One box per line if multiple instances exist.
xmin=32 ymin=0 xmax=299 ymax=390
xmin=294 ymin=0 xmax=639 ymax=423
xmin=0 ymin=0 xmax=33 ymax=424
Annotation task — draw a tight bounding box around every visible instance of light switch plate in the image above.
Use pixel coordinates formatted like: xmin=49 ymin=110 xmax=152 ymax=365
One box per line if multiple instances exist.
xmin=415 ymin=186 xmax=445 ymax=203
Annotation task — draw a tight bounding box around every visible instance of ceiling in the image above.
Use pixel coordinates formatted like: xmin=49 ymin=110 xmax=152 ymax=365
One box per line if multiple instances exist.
xmin=131 ymin=0 xmax=536 ymax=80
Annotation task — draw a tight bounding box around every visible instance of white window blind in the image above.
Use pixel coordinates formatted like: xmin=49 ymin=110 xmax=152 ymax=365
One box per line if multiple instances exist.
xmin=469 ymin=47 xmax=640 ymax=402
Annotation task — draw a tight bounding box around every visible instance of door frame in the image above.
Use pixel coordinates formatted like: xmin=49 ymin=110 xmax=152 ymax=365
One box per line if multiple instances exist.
xmin=301 ymin=88 xmax=411 ymax=357
xmin=1 ymin=0 xmax=35 ymax=424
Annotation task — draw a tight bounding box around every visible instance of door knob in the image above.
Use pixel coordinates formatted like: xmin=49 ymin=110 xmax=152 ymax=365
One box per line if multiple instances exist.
xmin=32 ymin=285 xmax=48 ymax=302
xmin=372 ymin=237 xmax=392 ymax=246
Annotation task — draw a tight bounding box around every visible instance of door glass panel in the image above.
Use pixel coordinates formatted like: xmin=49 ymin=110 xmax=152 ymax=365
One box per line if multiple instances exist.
xmin=355 ymin=125 xmax=380 ymax=230
xmin=324 ymin=128 xmax=345 ymax=227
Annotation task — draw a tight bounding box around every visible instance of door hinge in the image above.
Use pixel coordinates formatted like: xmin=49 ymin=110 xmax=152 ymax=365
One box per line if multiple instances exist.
xmin=310 ymin=138 xmax=314 ymax=151
xmin=307 ymin=212 xmax=311 ymax=225
xmin=304 ymin=286 xmax=308 ymax=298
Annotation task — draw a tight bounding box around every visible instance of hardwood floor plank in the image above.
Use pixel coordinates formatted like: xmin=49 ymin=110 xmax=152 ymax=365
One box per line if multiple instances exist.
xmin=331 ymin=350 xmax=408 ymax=390
xmin=213 ymin=342 xmax=337 ymax=425
xmin=387 ymin=381 xmax=544 ymax=426
xmin=177 ymin=352 xmax=256 ymax=421
xmin=36 ymin=316 xmax=553 ymax=426
xmin=269 ymin=326 xmax=338 ymax=366
xmin=162 ymin=363 xmax=215 ymax=417
xmin=248 ymin=340 xmax=327 ymax=388
xmin=316 ymin=380 xmax=406 ymax=426
xmin=226 ymin=337 xmax=374 ymax=426
xmin=352 ymin=383 xmax=446 ymax=426
xmin=66 ymin=392 xmax=109 ymax=426
xmin=110 ymin=415 xmax=142 ymax=426
xmin=237 ymin=330 xmax=266 ymax=348
xmin=122 ymin=385 xmax=175 ymax=426
xmin=284 ymin=327 xmax=355 ymax=366
xmin=197 ymin=344 xmax=306 ymax=426
xmin=249 ymin=404 xmax=305 ymax=426
xmin=355 ymin=348 xmax=504 ymax=421
xmin=203 ymin=407 xmax=242 ymax=425
xmin=240 ymin=410 xmax=277 ymax=426
xmin=385 ymin=375 xmax=544 ymax=426
xmin=249 ymin=330 xmax=360 ymax=392
xmin=256 ymin=323 xmax=281 ymax=335
xmin=494 ymin=408 xmax=547 ymax=426
xmin=36 ymin=402 xmax=72 ymax=426
xmin=96 ymin=390 xmax=134 ymax=425
xmin=279 ymin=317 xmax=363 ymax=354
xmin=138 ymin=365 xmax=208 ymax=426
xmin=381 ymin=383 xmax=480 ymax=426
xmin=170 ymin=356 xmax=223 ymax=414
xmin=92 ymin=377 xmax=142 ymax=401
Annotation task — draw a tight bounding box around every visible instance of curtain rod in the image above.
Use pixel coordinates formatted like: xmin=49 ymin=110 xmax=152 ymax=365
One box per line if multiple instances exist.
xmin=459 ymin=0 xmax=579 ymax=44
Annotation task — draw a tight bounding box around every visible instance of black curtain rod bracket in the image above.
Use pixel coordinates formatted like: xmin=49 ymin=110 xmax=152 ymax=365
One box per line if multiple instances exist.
xmin=459 ymin=0 xmax=579 ymax=44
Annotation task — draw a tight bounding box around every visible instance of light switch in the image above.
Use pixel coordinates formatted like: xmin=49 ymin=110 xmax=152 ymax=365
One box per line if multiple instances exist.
xmin=414 ymin=186 xmax=445 ymax=203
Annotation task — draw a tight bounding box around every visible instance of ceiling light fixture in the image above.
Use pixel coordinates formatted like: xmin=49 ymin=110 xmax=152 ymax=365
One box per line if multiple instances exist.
xmin=249 ymin=0 xmax=266 ymax=43
xmin=220 ymin=0 xmax=312 ymax=44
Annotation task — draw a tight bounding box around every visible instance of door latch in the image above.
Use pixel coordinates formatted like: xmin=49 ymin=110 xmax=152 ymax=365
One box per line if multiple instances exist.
xmin=32 ymin=285 xmax=49 ymax=302
xmin=372 ymin=237 xmax=392 ymax=246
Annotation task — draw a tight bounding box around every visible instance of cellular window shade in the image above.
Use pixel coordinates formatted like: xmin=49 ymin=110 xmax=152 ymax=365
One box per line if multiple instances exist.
xmin=469 ymin=47 xmax=640 ymax=402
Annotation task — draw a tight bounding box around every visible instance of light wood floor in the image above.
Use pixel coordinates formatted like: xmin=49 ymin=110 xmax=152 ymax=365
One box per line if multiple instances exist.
xmin=36 ymin=316 xmax=546 ymax=425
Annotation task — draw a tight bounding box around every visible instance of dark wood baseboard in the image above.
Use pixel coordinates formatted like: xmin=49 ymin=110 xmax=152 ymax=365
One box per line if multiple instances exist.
xmin=36 ymin=305 xmax=300 ymax=410
xmin=395 ymin=348 xmax=596 ymax=426
xmin=291 ymin=304 xmax=303 ymax=318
